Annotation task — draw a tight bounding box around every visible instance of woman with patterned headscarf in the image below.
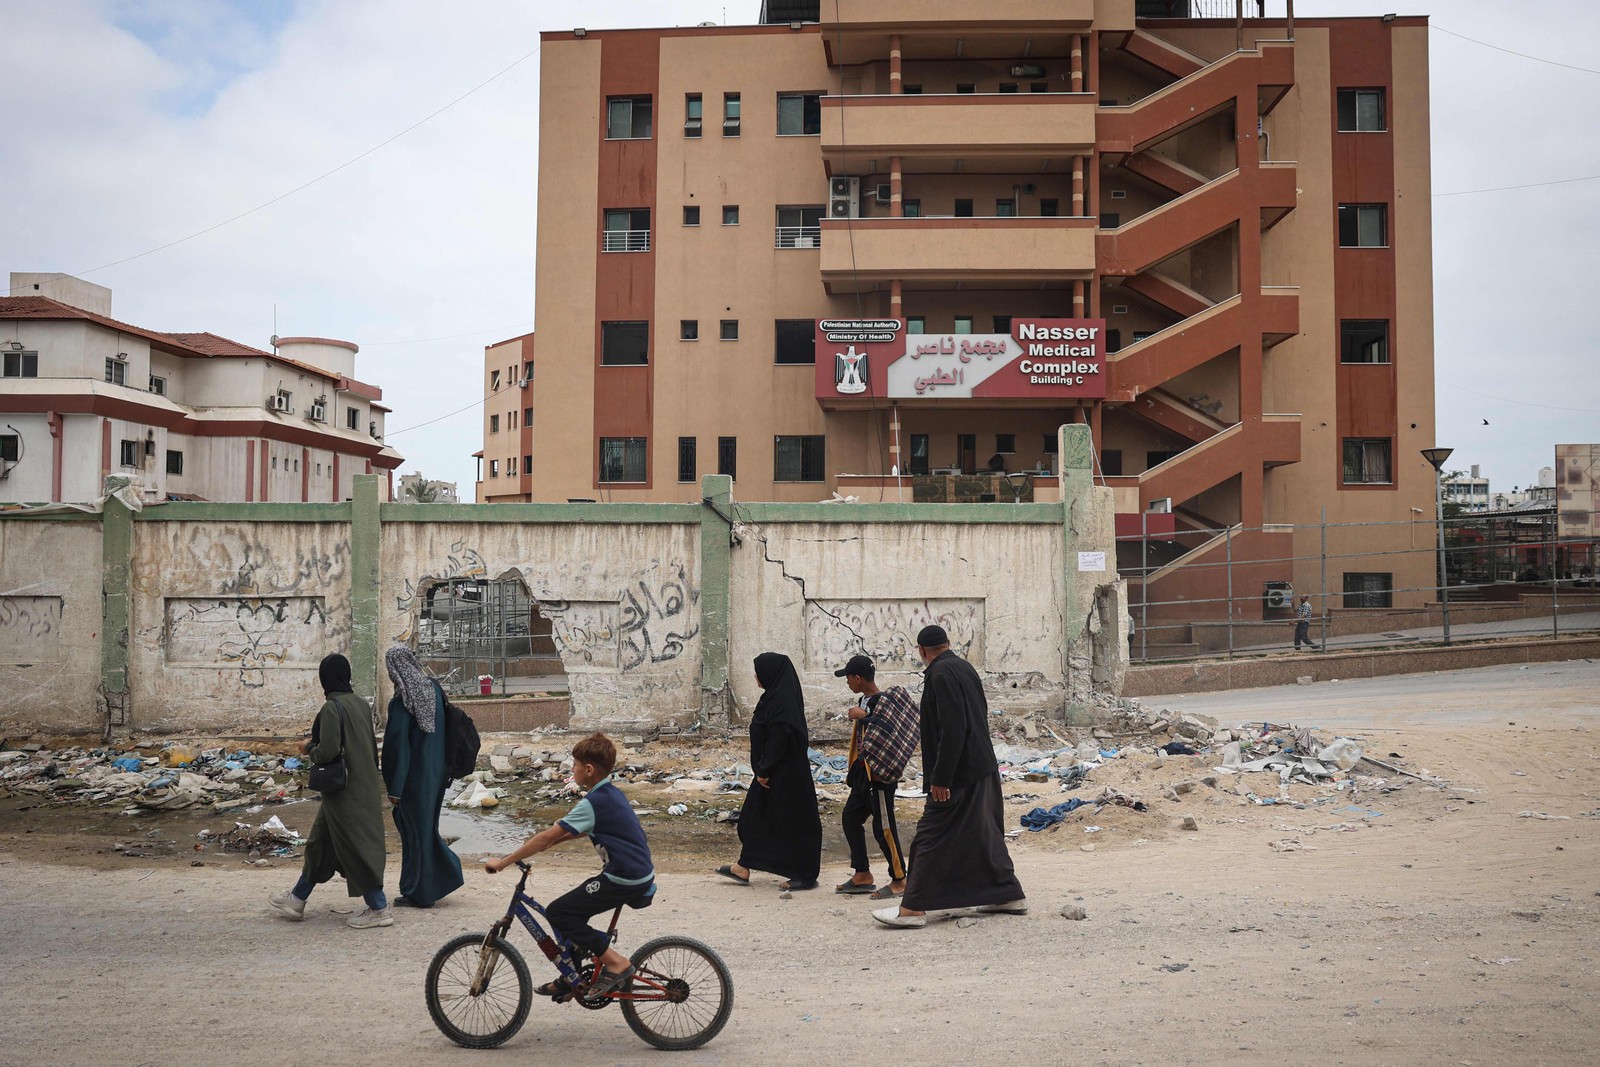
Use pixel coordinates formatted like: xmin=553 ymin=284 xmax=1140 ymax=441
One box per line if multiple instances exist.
xmin=381 ymin=645 xmax=464 ymax=908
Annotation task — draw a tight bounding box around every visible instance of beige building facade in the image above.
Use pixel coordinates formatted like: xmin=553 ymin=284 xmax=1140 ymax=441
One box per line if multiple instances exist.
xmin=491 ymin=1 xmax=1437 ymax=624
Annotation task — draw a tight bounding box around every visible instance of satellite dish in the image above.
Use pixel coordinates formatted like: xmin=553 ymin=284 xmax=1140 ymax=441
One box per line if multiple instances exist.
xmin=269 ymin=335 xmax=280 ymax=347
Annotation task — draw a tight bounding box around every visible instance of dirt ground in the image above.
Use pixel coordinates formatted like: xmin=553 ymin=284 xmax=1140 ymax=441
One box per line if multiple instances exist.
xmin=3 ymin=660 xmax=1599 ymax=1066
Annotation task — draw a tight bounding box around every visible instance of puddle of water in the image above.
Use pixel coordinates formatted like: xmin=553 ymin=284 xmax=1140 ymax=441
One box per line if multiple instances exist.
xmin=438 ymin=808 xmax=536 ymax=855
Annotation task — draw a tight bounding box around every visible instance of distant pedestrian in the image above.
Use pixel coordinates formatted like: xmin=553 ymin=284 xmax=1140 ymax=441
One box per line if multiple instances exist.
xmin=715 ymin=653 xmax=822 ymax=892
xmin=873 ymin=627 xmax=1025 ymax=929
xmin=270 ymin=653 xmax=392 ymax=929
xmin=381 ymin=646 xmax=464 ymax=908
xmin=1294 ymin=594 xmax=1315 ymax=651
xmin=833 ymin=654 xmax=919 ymax=901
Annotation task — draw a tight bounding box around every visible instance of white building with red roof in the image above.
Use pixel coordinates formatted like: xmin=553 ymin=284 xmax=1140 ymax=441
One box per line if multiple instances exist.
xmin=0 ymin=272 xmax=402 ymax=503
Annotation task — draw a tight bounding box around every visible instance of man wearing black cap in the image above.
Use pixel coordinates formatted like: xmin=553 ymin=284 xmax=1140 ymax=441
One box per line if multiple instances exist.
xmin=833 ymin=654 xmax=920 ymax=900
xmin=873 ymin=625 xmax=1025 ymax=928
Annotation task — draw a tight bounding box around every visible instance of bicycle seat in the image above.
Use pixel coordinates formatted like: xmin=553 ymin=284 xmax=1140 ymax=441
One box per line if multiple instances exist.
xmin=625 ymin=883 xmax=657 ymax=910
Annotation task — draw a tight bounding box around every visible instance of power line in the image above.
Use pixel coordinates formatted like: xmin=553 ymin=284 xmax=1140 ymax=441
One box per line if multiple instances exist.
xmin=2 ymin=43 xmax=541 ymax=296
xmin=386 ymin=393 xmax=495 ymax=438
xmin=1434 ymin=172 xmax=1600 ymax=197
xmin=1432 ymin=24 xmax=1600 ymax=77
xmin=1439 ymin=379 xmax=1600 ymax=414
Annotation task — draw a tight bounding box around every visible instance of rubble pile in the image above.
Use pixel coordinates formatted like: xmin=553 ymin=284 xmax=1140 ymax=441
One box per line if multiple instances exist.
xmin=0 ymin=742 xmax=306 ymax=813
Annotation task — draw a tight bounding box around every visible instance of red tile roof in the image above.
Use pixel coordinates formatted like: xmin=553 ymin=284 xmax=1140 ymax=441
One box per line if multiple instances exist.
xmin=164 ymin=331 xmax=274 ymax=357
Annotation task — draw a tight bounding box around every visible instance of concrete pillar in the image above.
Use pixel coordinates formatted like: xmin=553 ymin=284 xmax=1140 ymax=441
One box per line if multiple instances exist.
xmin=889 ymin=35 xmax=903 ymax=93
xmin=350 ymin=474 xmax=382 ymax=704
xmin=890 ymin=279 xmax=903 ymax=317
xmin=699 ymin=474 xmax=734 ymax=722
xmin=101 ymin=475 xmax=135 ymax=722
xmin=1070 ymin=34 xmax=1084 ymax=92
xmin=890 ymin=155 xmax=903 ymax=218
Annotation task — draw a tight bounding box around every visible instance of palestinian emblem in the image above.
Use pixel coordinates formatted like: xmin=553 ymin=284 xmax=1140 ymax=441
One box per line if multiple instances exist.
xmin=834 ymin=345 xmax=868 ymax=394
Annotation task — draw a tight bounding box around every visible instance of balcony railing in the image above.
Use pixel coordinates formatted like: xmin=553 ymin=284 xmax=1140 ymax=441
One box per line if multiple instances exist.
xmin=775 ymin=226 xmax=822 ymax=249
xmin=602 ymin=230 xmax=651 ymax=253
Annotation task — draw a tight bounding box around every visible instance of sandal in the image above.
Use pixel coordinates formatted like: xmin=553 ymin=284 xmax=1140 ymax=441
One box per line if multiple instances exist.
xmin=779 ymin=879 xmax=820 ymax=891
xmin=714 ymin=864 xmax=750 ymax=885
xmin=585 ymin=965 xmax=636 ymax=996
xmin=536 ymin=978 xmax=572 ymax=998
xmin=835 ymin=879 xmax=878 ymax=895
xmin=869 ymin=885 xmax=903 ymax=901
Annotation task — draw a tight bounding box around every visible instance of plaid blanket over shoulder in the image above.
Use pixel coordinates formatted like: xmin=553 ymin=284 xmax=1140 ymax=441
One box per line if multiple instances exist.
xmin=861 ymin=685 xmax=921 ymax=783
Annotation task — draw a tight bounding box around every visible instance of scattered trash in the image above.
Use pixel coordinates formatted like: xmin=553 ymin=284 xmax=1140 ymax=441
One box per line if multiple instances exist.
xmin=667 ymin=803 xmax=688 ymax=816
xmin=1468 ymin=955 xmax=1521 ymax=966
xmin=1020 ymin=798 xmax=1090 ymax=832
xmin=1270 ymin=839 xmax=1315 ymax=853
xmin=1516 ymin=811 xmax=1570 ymax=821
xmin=1159 ymin=962 xmax=1190 ymax=973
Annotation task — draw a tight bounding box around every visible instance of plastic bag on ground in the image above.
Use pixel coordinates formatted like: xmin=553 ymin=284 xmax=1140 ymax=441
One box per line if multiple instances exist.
xmin=1318 ymin=738 xmax=1363 ymax=771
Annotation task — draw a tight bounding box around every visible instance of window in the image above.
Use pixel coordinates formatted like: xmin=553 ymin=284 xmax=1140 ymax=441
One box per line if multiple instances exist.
xmin=489 ymin=459 xmax=499 ymax=477
xmin=718 ymin=436 xmax=737 ymax=479
xmin=601 ymin=321 xmax=649 ymax=365
xmin=346 ymin=406 xmax=360 ymax=430
xmin=1133 ymin=330 xmax=1156 ymax=344
xmin=999 ymin=83 xmax=1018 ymax=93
xmin=902 ymin=84 xmax=922 ymax=95
xmin=1343 ymin=438 xmax=1392 ymax=483
xmin=600 ymin=437 xmax=647 ymax=483
xmin=1030 ymin=82 xmax=1050 ymax=93
xmin=1 ymin=434 xmax=19 ymax=462
xmin=523 ymin=360 xmax=534 ymax=382
xmin=681 ymin=319 xmax=699 ymax=340
xmin=774 ymin=320 xmax=815 ymax=364
xmin=1337 ymin=88 xmax=1386 ymax=132
xmin=723 ymin=205 xmax=739 ymax=226
xmin=602 ymin=208 xmax=651 ymax=252
xmin=606 ymin=95 xmax=652 ymax=139
xmin=271 ymin=454 xmax=277 ymax=470
xmin=678 ymin=437 xmax=697 ymax=482
xmin=1340 ymin=319 xmax=1391 ymax=364
xmin=906 ymin=316 xmax=926 ymax=333
xmin=992 ymin=315 xmax=1012 ymax=333
xmin=524 ymin=453 xmax=533 ymax=472
xmin=523 ymin=406 xmax=533 ymax=423
xmin=1147 ymin=449 xmax=1181 ymax=468
xmin=909 ymin=434 xmax=930 ymax=476
xmin=995 ymin=199 xmax=1016 ymax=217
xmin=120 ymin=439 xmax=138 ymax=467
xmin=776 ymin=92 xmax=822 ymax=135
xmin=954 ymin=198 xmax=974 ymax=217
xmin=956 ymin=83 xmax=976 ymax=94
xmin=2 ymin=350 xmax=37 ymax=377
xmin=685 ymin=92 xmax=703 ymax=137
xmin=722 ymin=93 xmax=740 ymax=136
xmin=490 ymin=370 xmax=501 ymax=391
xmin=774 ymin=435 xmax=826 ymax=482
xmin=719 ymin=319 xmax=739 ymax=341
xmin=775 ymin=205 xmax=824 ymax=248
xmin=1043 ymin=434 xmax=1059 ymax=455
xmin=1342 ymin=572 xmax=1394 ymax=608
xmin=1338 ymin=203 xmax=1387 ymax=247
xmin=507 ymin=456 xmax=517 ymax=475
xmin=1040 ymin=198 xmax=1060 ymax=217
xmin=509 ymin=410 xmax=518 ymax=429
xmin=683 ymin=205 xmax=700 ymax=226
xmin=105 ymin=358 xmax=126 ymax=385
xmin=996 ymin=434 xmax=1016 ymax=454
xmin=1100 ymin=212 xmax=1121 ymax=228
xmin=1102 ymin=449 xmax=1123 ymax=476
xmin=490 ymin=414 xmax=500 ymax=433
xmin=953 ymin=316 xmax=974 ymax=334
xmin=1107 ymin=328 xmax=1123 ymax=352
xmin=902 ymin=199 xmax=921 ymax=217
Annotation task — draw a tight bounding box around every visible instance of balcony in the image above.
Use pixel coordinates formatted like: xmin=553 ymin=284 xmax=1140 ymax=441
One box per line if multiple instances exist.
xmin=818 ymin=0 xmax=1099 ymax=65
xmin=819 ymin=216 xmax=1094 ymax=291
xmin=774 ymin=226 xmax=822 ymax=249
xmin=601 ymin=230 xmax=650 ymax=253
xmin=820 ymin=0 xmax=1093 ymax=28
xmin=820 ymin=94 xmax=1093 ymax=170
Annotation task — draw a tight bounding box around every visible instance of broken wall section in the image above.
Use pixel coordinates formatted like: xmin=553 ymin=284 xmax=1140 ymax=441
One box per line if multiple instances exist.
xmin=0 ymin=518 xmax=102 ymax=732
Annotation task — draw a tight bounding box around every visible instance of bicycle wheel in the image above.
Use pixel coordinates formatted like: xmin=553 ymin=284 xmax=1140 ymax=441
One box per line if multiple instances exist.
xmin=426 ymin=932 xmax=533 ymax=1049
xmin=619 ymin=935 xmax=734 ymax=1051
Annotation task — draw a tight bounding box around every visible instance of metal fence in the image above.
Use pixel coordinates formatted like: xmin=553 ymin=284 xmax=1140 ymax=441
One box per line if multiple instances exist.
xmin=602 ymin=229 xmax=651 ymax=253
xmin=1122 ymin=508 xmax=1600 ymax=663
xmin=774 ymin=225 xmax=822 ymax=249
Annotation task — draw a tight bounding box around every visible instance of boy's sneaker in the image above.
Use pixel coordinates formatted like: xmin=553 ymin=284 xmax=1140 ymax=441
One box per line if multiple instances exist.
xmin=268 ymin=891 xmax=306 ymax=921
xmin=347 ymin=906 xmax=394 ymax=929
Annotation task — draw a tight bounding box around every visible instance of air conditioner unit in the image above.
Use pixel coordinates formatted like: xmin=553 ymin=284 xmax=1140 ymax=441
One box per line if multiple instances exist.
xmin=873 ymin=183 xmax=892 ymax=205
xmin=829 ymin=176 xmax=860 ymax=219
xmin=1264 ymin=580 xmax=1293 ymax=609
xmin=1148 ymin=497 xmax=1172 ymax=514
xmin=308 ymin=399 xmax=327 ymax=422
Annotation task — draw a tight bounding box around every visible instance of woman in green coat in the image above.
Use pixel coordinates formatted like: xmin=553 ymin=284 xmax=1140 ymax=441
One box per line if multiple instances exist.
xmin=269 ymin=654 xmax=392 ymax=929
xmin=382 ymin=646 xmax=464 ymax=907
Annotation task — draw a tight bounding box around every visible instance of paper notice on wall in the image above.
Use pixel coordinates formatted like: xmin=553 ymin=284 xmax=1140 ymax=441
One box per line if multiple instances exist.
xmin=1077 ymin=551 xmax=1107 ymax=573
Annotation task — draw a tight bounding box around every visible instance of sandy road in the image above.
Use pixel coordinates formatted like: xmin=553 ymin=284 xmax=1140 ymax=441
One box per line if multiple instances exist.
xmin=3 ymin=662 xmax=1598 ymax=1066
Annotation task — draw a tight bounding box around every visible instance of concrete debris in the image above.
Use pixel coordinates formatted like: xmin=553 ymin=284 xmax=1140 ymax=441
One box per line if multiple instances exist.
xmin=1180 ymin=815 xmax=1199 ymax=831
xmin=1516 ymin=811 xmax=1571 ymax=821
xmin=1059 ymin=905 xmax=1088 ymax=921
xmin=0 ymin=742 xmax=306 ymax=811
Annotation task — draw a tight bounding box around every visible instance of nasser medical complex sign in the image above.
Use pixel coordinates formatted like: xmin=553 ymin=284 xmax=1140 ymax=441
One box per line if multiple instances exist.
xmin=813 ymin=318 xmax=1107 ymax=404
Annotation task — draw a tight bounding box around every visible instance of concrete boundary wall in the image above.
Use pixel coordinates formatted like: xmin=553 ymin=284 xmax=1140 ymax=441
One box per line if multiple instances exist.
xmin=0 ymin=427 xmax=1124 ymax=735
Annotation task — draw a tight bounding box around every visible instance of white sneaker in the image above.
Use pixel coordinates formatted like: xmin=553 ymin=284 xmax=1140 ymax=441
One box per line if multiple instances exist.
xmin=871 ymin=905 xmax=926 ymax=928
xmin=268 ymin=891 xmax=306 ymax=921
xmin=347 ymin=906 xmax=394 ymax=929
xmin=976 ymin=898 xmax=1028 ymax=915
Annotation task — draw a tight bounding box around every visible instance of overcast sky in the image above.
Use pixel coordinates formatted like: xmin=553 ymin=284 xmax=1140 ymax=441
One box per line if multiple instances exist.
xmin=2 ymin=0 xmax=1595 ymax=496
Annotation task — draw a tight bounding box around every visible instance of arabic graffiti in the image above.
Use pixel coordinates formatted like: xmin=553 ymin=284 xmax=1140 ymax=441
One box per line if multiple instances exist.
xmin=538 ymin=600 xmax=621 ymax=669
xmin=164 ymin=596 xmax=337 ymax=688
xmin=0 ymin=596 xmax=64 ymax=662
xmin=541 ymin=566 xmax=701 ymax=674
xmin=804 ymin=598 xmax=985 ymax=672
xmin=396 ymin=540 xmax=488 ymax=620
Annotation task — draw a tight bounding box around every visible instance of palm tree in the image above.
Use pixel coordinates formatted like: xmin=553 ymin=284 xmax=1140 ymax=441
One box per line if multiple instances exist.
xmin=404 ymin=478 xmax=441 ymax=503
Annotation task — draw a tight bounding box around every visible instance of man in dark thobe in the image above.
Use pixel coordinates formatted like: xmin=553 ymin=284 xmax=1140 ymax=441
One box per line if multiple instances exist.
xmin=872 ymin=625 xmax=1026 ymax=928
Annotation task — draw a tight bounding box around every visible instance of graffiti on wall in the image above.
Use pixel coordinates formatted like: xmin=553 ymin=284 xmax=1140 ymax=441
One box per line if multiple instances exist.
xmin=542 ymin=566 xmax=701 ymax=673
xmin=206 ymin=538 xmax=347 ymax=599
xmin=0 ymin=596 xmax=63 ymax=663
xmin=165 ymin=596 xmax=338 ymax=687
xmin=395 ymin=540 xmax=487 ymax=637
xmin=539 ymin=601 xmax=620 ymax=670
xmin=804 ymin=598 xmax=985 ymax=672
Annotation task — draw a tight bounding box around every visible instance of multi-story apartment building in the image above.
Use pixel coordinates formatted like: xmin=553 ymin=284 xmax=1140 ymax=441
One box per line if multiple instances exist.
xmin=476 ymin=331 xmax=536 ymax=503
xmin=495 ymin=0 xmax=1436 ymax=621
xmin=1 ymin=273 xmax=402 ymax=503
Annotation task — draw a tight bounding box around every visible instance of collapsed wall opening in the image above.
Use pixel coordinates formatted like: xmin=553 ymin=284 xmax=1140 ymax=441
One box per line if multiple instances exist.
xmin=413 ymin=573 xmax=563 ymax=696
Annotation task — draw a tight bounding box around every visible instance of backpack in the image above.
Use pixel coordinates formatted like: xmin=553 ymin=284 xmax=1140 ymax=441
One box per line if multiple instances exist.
xmin=435 ymin=682 xmax=482 ymax=781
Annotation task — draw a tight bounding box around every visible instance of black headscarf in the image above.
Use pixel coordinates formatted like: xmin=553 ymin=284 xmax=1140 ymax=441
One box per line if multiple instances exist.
xmin=752 ymin=652 xmax=808 ymax=736
xmin=319 ymin=653 xmax=354 ymax=696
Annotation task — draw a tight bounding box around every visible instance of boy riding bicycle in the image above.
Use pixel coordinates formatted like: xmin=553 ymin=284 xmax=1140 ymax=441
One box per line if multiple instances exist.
xmin=485 ymin=733 xmax=654 ymax=997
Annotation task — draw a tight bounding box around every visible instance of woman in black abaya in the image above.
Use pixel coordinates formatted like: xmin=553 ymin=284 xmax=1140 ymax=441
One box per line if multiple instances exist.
xmin=715 ymin=653 xmax=822 ymax=891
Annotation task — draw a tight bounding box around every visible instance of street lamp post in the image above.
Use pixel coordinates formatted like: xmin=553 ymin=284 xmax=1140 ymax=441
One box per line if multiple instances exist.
xmin=1421 ymin=447 xmax=1454 ymax=645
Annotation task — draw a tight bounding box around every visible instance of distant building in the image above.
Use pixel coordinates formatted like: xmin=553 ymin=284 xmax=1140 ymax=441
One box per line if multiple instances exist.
xmin=398 ymin=472 xmax=460 ymax=503
xmin=1443 ymin=464 xmax=1490 ymax=511
xmin=0 ymin=273 xmax=401 ymax=503
xmin=475 ymin=331 xmax=536 ymax=502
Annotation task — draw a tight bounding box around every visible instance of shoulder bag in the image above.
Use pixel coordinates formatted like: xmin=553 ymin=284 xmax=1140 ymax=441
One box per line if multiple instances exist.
xmin=308 ymin=698 xmax=349 ymax=795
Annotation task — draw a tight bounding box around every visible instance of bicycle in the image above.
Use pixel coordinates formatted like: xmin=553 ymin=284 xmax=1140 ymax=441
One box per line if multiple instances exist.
xmin=425 ymin=861 xmax=734 ymax=1051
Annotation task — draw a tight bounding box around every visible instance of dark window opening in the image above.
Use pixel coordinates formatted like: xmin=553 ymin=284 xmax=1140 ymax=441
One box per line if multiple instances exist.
xmin=677 ymin=437 xmax=697 ymax=483
xmin=1343 ymin=437 xmax=1392 ymax=484
xmin=1340 ymin=319 xmax=1390 ymax=364
xmin=601 ymin=321 xmax=649 ymax=366
xmin=680 ymin=319 xmax=699 ymax=340
xmin=774 ymin=320 xmax=815 ymax=364
xmin=606 ymin=95 xmax=653 ymax=139
xmin=1342 ymin=571 xmax=1393 ymax=608
xmin=1101 ymin=449 xmax=1123 ymax=476
xmin=954 ymin=198 xmax=974 ymax=217
xmin=719 ymin=320 xmax=739 ymax=341
xmin=722 ymin=92 xmax=741 ymax=136
xmin=599 ymin=437 xmax=647 ymax=483
xmin=957 ymin=434 xmax=977 ymax=474
xmin=996 ymin=433 xmax=1016 ymax=454
xmin=3 ymin=351 xmax=39 ymax=377
xmin=777 ymin=92 xmax=822 ymax=135
xmin=684 ymin=92 xmax=703 ymax=137
xmin=1039 ymin=198 xmax=1059 ymax=217
xmin=723 ymin=205 xmax=740 ymax=225
xmin=1338 ymin=203 xmax=1387 ymax=247
xmin=992 ymin=315 xmax=1012 ymax=333
xmin=683 ymin=205 xmax=700 ymax=226
xmin=775 ymin=435 xmax=826 ymax=482
xmin=1336 ymin=88 xmax=1386 ymax=132
xmin=909 ymin=434 xmax=930 ymax=476
xmin=717 ymin=436 xmax=737 ymax=480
